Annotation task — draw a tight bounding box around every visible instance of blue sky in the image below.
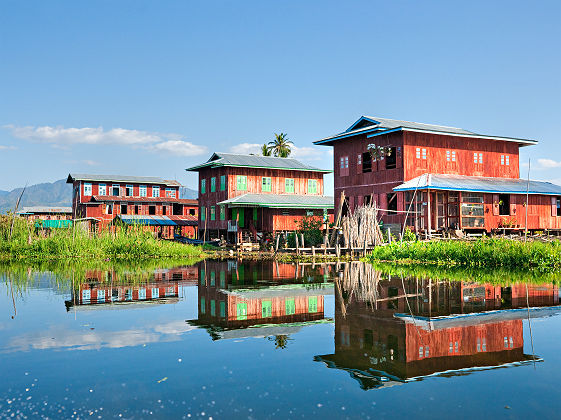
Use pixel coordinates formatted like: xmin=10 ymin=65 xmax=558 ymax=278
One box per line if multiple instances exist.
xmin=1 ymin=1 xmax=560 ymax=192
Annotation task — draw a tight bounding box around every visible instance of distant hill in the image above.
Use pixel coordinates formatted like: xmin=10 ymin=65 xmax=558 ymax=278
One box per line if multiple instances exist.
xmin=0 ymin=180 xmax=198 ymax=214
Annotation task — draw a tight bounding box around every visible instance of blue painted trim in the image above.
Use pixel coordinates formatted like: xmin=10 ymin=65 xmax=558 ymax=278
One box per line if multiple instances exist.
xmin=313 ymin=127 xmax=391 ymax=145
xmin=345 ymin=116 xmax=380 ymax=132
xmin=393 ymin=185 xmax=561 ymax=195
xmin=366 ymin=127 xmax=403 ymax=138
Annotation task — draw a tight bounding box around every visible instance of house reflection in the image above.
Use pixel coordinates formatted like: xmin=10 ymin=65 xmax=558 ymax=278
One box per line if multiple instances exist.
xmin=64 ymin=266 xmax=198 ymax=310
xmin=187 ymin=260 xmax=335 ymax=340
xmin=315 ymin=263 xmax=559 ymax=390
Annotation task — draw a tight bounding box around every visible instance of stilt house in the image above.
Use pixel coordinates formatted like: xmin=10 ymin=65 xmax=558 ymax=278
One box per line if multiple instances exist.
xmin=314 ymin=116 xmax=561 ymax=234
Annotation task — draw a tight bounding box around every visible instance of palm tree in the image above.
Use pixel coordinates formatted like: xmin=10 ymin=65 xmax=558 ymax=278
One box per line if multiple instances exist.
xmin=268 ymin=133 xmax=293 ymax=158
xmin=261 ymin=143 xmax=271 ymax=156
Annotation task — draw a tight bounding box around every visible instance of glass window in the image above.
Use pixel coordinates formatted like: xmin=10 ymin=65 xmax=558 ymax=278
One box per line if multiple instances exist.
xmin=340 ymin=157 xmax=344 ymax=169
xmin=220 ymin=175 xmax=226 ymax=191
xmin=237 ymin=175 xmax=247 ymax=191
xmin=201 ymin=179 xmax=206 ymax=194
xmin=106 ymin=204 xmax=113 ymax=215
xmin=210 ymin=271 xmax=215 ymax=286
xmin=166 ymin=188 xmax=176 ymax=198
xmin=308 ymin=179 xmax=318 ymax=194
xmin=419 ymin=346 xmax=423 ymax=358
xmin=452 ymin=151 xmax=456 ymax=162
xmin=473 ymin=152 xmax=478 ymax=163
xmin=125 ymin=185 xmax=133 ymax=196
xmin=83 ymin=183 xmax=92 ymax=196
xmin=285 ymin=298 xmax=296 ymax=315
xmin=262 ymin=177 xmax=272 ymax=192
xmin=285 ymin=178 xmax=295 ymax=193
xmin=152 ymin=288 xmax=159 ymax=299
xmin=422 ymin=148 xmax=427 ymax=160
xmin=262 ymin=300 xmax=272 ymax=318
xmin=139 ymin=185 xmax=147 ymax=197
xmin=479 ymin=153 xmax=483 ymax=164
xmin=211 ymin=177 xmax=216 ymax=192
xmin=416 ymin=148 xmax=421 ymax=159
xmin=506 ymin=155 xmax=510 ymax=165
xmin=98 ymin=183 xmax=106 ymax=196
xmin=501 ymin=155 xmax=505 ymax=165
xmin=357 ymin=154 xmax=362 ymax=165
xmin=446 ymin=150 xmax=451 ymax=161
xmin=210 ymin=206 xmax=216 ymax=221
xmin=139 ymin=288 xmax=146 ymax=300
xmin=219 ymin=270 xmax=225 ymax=288
xmin=344 ymin=156 xmax=349 ymax=168
xmin=112 ymin=184 xmax=120 ymax=196
xmin=152 ymin=186 xmax=160 ymax=197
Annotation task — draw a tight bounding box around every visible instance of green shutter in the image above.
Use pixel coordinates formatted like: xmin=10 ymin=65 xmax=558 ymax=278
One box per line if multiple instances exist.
xmin=220 ymin=270 xmax=225 ymax=288
xmin=220 ymin=175 xmax=226 ymax=191
xmin=211 ymin=206 xmax=215 ymax=221
xmin=220 ymin=205 xmax=225 ymax=221
xmin=238 ymin=209 xmax=244 ymax=228
xmin=220 ymin=301 xmax=226 ymax=317
xmin=201 ymin=206 xmax=205 ymax=221
xmin=201 ymin=179 xmax=206 ymax=194
xmin=262 ymin=177 xmax=271 ymax=192
xmin=253 ymin=208 xmax=257 ymax=221
xmin=211 ymin=177 xmax=216 ymax=192
xmin=285 ymin=298 xmax=296 ymax=315
xmin=308 ymin=296 xmax=318 ymax=312
xmin=200 ymin=269 xmax=206 ymax=285
xmin=237 ymin=302 xmax=247 ymax=320
xmin=201 ymin=297 xmax=206 ymax=314
xmin=210 ymin=271 xmax=215 ymax=286
xmin=307 ymin=179 xmax=317 ymax=194
xmin=285 ymin=178 xmax=294 ymax=193
xmin=237 ymin=175 xmax=247 ymax=191
xmin=210 ymin=300 xmax=216 ymax=316
xmin=262 ymin=300 xmax=272 ymax=318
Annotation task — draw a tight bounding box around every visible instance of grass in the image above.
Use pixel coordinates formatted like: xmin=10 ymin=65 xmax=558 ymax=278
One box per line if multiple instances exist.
xmin=366 ymin=238 xmax=561 ymax=270
xmin=0 ymin=215 xmax=206 ymax=261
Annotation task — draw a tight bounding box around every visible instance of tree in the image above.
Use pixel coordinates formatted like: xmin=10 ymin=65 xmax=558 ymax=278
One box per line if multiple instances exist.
xmin=261 ymin=143 xmax=271 ymax=156
xmin=268 ymin=133 xmax=293 ymax=158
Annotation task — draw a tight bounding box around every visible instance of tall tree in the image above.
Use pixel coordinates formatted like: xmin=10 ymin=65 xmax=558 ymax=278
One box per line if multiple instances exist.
xmin=261 ymin=143 xmax=271 ymax=156
xmin=268 ymin=133 xmax=293 ymax=158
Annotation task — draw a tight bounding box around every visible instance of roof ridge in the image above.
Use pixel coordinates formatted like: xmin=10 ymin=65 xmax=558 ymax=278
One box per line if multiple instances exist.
xmin=364 ymin=116 xmax=467 ymax=131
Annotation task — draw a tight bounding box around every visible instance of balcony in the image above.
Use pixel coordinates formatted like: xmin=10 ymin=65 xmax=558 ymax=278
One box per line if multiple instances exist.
xmin=227 ymin=221 xmax=238 ymax=232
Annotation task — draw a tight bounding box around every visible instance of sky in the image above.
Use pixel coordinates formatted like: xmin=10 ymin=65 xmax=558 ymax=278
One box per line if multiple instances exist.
xmin=1 ymin=1 xmax=560 ymax=192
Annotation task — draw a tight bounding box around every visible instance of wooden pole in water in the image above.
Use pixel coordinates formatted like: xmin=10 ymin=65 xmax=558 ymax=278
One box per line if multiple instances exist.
xmin=525 ymin=158 xmax=530 ymax=241
xmin=295 ymin=231 xmax=299 ymax=255
xmin=427 ymin=188 xmax=432 ymax=240
xmin=275 ymin=234 xmax=280 ymax=252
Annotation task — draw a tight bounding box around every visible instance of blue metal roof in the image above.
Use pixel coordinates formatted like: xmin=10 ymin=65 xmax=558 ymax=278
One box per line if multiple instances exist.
xmin=393 ymin=173 xmax=561 ymax=195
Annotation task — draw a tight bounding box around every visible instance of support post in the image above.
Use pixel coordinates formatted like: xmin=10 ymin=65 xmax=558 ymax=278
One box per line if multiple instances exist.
xmin=427 ymin=189 xmax=432 ymax=240
xmin=295 ymin=231 xmax=299 ymax=255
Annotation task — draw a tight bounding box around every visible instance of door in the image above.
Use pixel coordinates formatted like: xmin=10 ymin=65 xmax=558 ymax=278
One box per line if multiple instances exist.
xmin=237 ymin=302 xmax=248 ymax=320
xmin=238 ymin=208 xmax=244 ymax=228
xmin=437 ymin=193 xmax=446 ymax=229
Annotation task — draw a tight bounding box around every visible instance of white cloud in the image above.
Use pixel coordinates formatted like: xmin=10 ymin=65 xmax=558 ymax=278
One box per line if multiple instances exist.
xmin=229 ymin=142 xmax=262 ymax=155
xmin=3 ymin=124 xmax=207 ymax=157
xmin=0 ymin=145 xmax=16 ymax=150
xmin=536 ymin=158 xmax=561 ymax=169
xmin=83 ymin=159 xmax=99 ymax=166
xmin=149 ymin=140 xmax=207 ymax=157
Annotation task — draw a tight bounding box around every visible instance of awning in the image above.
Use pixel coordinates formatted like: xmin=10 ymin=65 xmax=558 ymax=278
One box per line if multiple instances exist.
xmin=35 ymin=220 xmax=73 ymax=228
xmin=218 ymin=193 xmax=334 ymax=209
xmin=114 ymin=215 xmax=197 ymax=226
xmin=394 ymin=173 xmax=561 ymax=195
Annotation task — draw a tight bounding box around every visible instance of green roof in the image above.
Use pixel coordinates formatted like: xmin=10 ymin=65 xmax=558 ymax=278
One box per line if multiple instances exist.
xmin=186 ymin=152 xmax=331 ymax=173
xmin=218 ymin=193 xmax=334 ymax=209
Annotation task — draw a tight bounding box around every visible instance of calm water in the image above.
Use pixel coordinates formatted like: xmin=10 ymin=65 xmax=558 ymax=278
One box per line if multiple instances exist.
xmin=2 ymin=260 xmax=561 ymax=419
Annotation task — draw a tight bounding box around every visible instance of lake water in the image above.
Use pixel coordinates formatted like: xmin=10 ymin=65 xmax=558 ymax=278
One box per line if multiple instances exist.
xmin=1 ymin=260 xmax=561 ymax=419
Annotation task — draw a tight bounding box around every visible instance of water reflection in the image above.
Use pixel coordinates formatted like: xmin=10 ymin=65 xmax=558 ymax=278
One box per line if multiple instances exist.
xmin=187 ymin=260 xmax=334 ymax=341
xmin=316 ymin=262 xmax=560 ymax=390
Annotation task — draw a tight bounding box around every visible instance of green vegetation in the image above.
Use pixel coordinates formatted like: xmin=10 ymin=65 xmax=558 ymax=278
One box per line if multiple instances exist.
xmin=286 ymin=215 xmax=325 ymax=247
xmin=0 ymin=215 xmax=205 ymax=261
xmin=267 ymin=132 xmax=293 ymax=157
xmin=367 ymin=238 xmax=561 ymax=270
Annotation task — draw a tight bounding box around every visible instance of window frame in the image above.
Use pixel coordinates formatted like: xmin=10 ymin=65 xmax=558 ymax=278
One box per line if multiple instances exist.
xmin=83 ymin=182 xmax=92 ymax=196
xmin=220 ymin=175 xmax=226 ymax=191
xmin=236 ymin=175 xmax=247 ymax=191
xmin=152 ymin=186 xmax=160 ymax=198
xmin=139 ymin=185 xmax=147 ymax=197
xmin=285 ymin=178 xmax=295 ymax=193
xmin=307 ymin=179 xmax=318 ymax=194
xmin=201 ymin=179 xmax=206 ymax=194
xmin=210 ymin=177 xmax=216 ymax=193
xmin=261 ymin=176 xmax=272 ymax=192
xmin=98 ymin=183 xmax=106 ymax=196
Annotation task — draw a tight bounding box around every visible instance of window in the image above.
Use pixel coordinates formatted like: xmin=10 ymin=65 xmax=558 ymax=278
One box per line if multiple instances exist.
xmin=121 ymin=204 xmax=128 ymax=214
xmin=285 ymin=178 xmax=294 ymax=193
xmin=148 ymin=205 xmax=156 ymax=215
xmin=499 ymin=194 xmax=510 ymax=216
xmin=201 ymin=206 xmax=205 ymax=221
xmin=308 ymin=179 xmax=318 ymax=194
xmin=125 ymin=185 xmax=133 ymax=196
xmin=357 ymin=154 xmax=362 ymax=165
xmin=461 ymin=193 xmax=484 ymax=228
xmin=220 ymin=175 xmax=226 ymax=191
xmin=474 ymin=152 xmax=478 ymax=163
xmin=201 ymin=179 xmax=206 ymax=194
xmin=340 ymin=157 xmax=345 ymax=169
xmin=98 ymin=183 xmax=106 ymax=196
xmin=446 ymin=150 xmax=456 ymax=162
xmin=262 ymin=300 xmax=272 ymax=318
xmin=97 ymin=289 xmax=105 ymax=303
xmin=557 ymin=198 xmax=561 ymax=217
xmin=220 ymin=205 xmax=225 ymax=221
xmin=134 ymin=205 xmax=139 ymax=215
xmin=362 ymin=152 xmax=372 ymax=172
xmin=262 ymin=177 xmax=271 ymax=192
xmin=162 ymin=205 xmax=167 ymax=215
xmin=211 ymin=177 xmax=216 ymax=193
xmin=200 ymin=297 xmax=205 ymax=314
xmin=345 ymin=156 xmax=349 ymax=168
xmin=501 ymin=155 xmax=505 ymax=165
xmin=308 ymin=296 xmax=318 ymax=312
xmin=285 ymin=298 xmax=296 ymax=315
xmin=416 ymin=148 xmax=421 ymax=159
xmin=106 ymin=204 xmax=112 ymax=215
xmin=387 ymin=193 xmax=397 ymax=215
xmin=210 ymin=300 xmax=216 ymax=316
xmin=422 ymin=148 xmax=427 ymax=160
xmin=139 ymin=288 xmax=146 ymax=300
xmin=84 ymin=183 xmax=92 ymax=196
xmin=385 ymin=147 xmax=397 ymax=169
xmin=166 ymin=188 xmax=176 ymax=198
xmin=236 ymin=303 xmax=247 ymax=320
xmin=210 ymin=206 xmax=216 ymax=221
xmin=474 ymin=152 xmax=483 ymax=164
xmin=452 ymin=151 xmax=456 ymax=162
xmin=152 ymin=288 xmax=159 ymax=299
xmin=112 ymin=184 xmax=120 ymax=196
xmin=237 ymin=175 xmax=247 ymax=191
xmin=152 ymin=186 xmax=160 ymax=198
xmin=506 ymin=155 xmax=510 ymax=165
xmin=139 ymin=185 xmax=147 ymax=197
xmin=220 ymin=301 xmax=226 ymax=317
xmin=419 ymin=346 xmax=423 ymax=358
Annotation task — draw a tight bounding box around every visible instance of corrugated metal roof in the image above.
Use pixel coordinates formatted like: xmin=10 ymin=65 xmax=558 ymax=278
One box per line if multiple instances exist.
xmin=115 ymin=215 xmax=198 ymax=226
xmin=91 ymin=195 xmax=196 ymax=204
xmin=67 ymin=174 xmax=182 ymax=186
xmin=393 ymin=173 xmax=561 ymax=195
xmin=314 ymin=115 xmax=537 ymax=146
xmin=218 ymin=193 xmax=334 ymax=208
xmin=186 ymin=152 xmax=331 ymax=173
xmin=17 ymin=206 xmax=72 ymax=214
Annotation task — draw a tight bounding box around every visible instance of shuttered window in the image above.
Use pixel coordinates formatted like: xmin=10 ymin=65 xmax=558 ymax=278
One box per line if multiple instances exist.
xmin=237 ymin=175 xmax=247 ymax=191
xmin=285 ymin=178 xmax=294 ymax=193
xmin=201 ymin=206 xmax=205 ymax=221
xmin=285 ymin=298 xmax=296 ymax=315
xmin=83 ymin=183 xmax=92 ymax=196
xmin=308 ymin=296 xmax=318 ymax=312
xmin=262 ymin=300 xmax=272 ymax=318
xmin=201 ymin=179 xmax=206 ymax=194
xmin=262 ymin=177 xmax=271 ymax=192
xmin=220 ymin=175 xmax=226 ymax=191
xmin=210 ymin=206 xmax=215 ymax=221
xmin=98 ymin=183 xmax=106 ymax=196
xmin=139 ymin=185 xmax=147 ymax=197
xmin=308 ymin=179 xmax=318 ymax=194
xmin=220 ymin=205 xmax=225 ymax=221
xmin=210 ymin=177 xmax=216 ymax=192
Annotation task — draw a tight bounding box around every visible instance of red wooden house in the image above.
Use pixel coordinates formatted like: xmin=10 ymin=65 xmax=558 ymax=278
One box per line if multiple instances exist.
xmin=187 ymin=153 xmax=334 ymax=242
xmin=315 ymin=116 xmax=561 ymax=234
xmin=17 ymin=206 xmax=73 ymax=229
xmin=66 ymin=174 xmax=198 ymax=238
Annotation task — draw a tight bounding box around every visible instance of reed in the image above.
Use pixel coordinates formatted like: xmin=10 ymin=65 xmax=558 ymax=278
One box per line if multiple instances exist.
xmin=366 ymin=238 xmax=561 ymax=270
xmin=0 ymin=215 xmax=206 ymax=261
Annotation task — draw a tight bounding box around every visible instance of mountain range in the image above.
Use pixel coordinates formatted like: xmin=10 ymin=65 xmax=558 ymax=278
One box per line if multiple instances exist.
xmin=0 ymin=180 xmax=198 ymax=214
